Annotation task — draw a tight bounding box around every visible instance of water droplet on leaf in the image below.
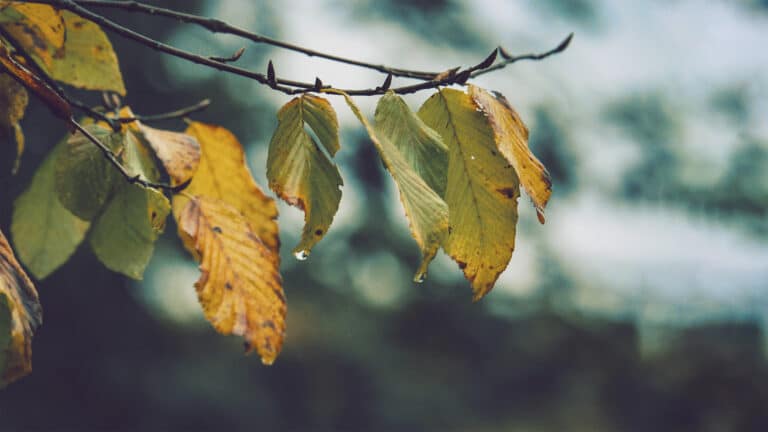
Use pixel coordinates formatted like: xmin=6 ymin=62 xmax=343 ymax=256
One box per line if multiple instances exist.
xmin=413 ymin=272 xmax=426 ymax=283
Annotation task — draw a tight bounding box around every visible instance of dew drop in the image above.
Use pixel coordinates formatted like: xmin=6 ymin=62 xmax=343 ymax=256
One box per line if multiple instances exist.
xmin=294 ymin=250 xmax=309 ymax=261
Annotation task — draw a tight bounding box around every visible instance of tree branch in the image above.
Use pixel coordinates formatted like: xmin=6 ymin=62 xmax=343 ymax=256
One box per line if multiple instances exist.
xmin=114 ymin=98 xmax=211 ymax=123
xmin=471 ymin=33 xmax=574 ymax=79
xmin=62 ymin=0 xmax=442 ymax=80
xmin=21 ymin=0 xmax=572 ymax=97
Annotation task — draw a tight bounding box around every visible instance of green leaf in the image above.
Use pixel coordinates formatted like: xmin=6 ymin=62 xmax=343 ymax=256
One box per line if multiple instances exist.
xmin=89 ymin=184 xmax=170 ymax=279
xmin=11 ymin=141 xmax=90 ymax=279
xmin=418 ymin=89 xmax=520 ymax=300
xmin=267 ymin=94 xmax=342 ymax=256
xmin=55 ymin=124 xmax=124 ymax=220
xmin=124 ymin=129 xmax=163 ymax=183
xmin=374 ymin=91 xmax=448 ymax=196
xmin=338 ymin=91 xmax=448 ymax=282
xmin=49 ymin=11 xmax=126 ymax=95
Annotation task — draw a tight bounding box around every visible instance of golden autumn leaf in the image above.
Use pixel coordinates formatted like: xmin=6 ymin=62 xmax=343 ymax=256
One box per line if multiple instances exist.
xmin=176 ymin=196 xmax=286 ymax=364
xmin=419 ymin=89 xmax=520 ymax=300
xmin=0 ymin=228 xmax=42 ymax=387
xmin=469 ymin=85 xmax=551 ymax=223
xmin=173 ymin=122 xmax=279 ymax=250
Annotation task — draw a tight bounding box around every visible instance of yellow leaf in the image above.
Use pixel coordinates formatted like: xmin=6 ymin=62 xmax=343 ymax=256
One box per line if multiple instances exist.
xmin=419 ymin=89 xmax=520 ymax=300
xmin=176 ymin=196 xmax=286 ymax=365
xmin=49 ymin=11 xmax=126 ymax=95
xmin=0 ymin=3 xmax=65 ymax=68
xmin=136 ymin=122 xmax=200 ymax=187
xmin=469 ymin=85 xmax=551 ymax=223
xmin=173 ymin=122 xmax=279 ymax=251
xmin=0 ymin=228 xmax=42 ymax=387
xmin=267 ymin=95 xmax=342 ymax=256
xmin=336 ymin=91 xmax=449 ymax=282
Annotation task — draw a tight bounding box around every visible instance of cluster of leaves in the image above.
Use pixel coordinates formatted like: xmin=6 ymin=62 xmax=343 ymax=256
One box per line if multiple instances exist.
xmin=0 ymin=2 xmax=552 ymax=387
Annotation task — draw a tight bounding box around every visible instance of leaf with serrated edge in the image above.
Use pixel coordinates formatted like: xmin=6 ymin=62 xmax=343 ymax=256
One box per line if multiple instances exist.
xmin=469 ymin=85 xmax=551 ymax=223
xmin=0 ymin=229 xmax=42 ymax=387
xmin=48 ymin=11 xmax=126 ymax=95
xmin=173 ymin=122 xmax=279 ymax=251
xmin=267 ymin=95 xmax=342 ymax=256
xmin=90 ymin=184 xmax=170 ymax=279
xmin=419 ymin=89 xmax=520 ymax=300
xmin=336 ymin=91 xmax=448 ymax=282
xmin=12 ymin=141 xmax=90 ymax=279
xmin=176 ymin=196 xmax=286 ymax=365
xmin=375 ymin=91 xmax=448 ymax=196
xmin=136 ymin=122 xmax=200 ymax=187
xmin=55 ymin=124 xmax=124 ymax=220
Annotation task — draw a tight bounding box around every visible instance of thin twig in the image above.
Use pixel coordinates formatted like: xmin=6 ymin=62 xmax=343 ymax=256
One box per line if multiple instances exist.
xmin=472 ymin=33 xmax=574 ymax=79
xmin=18 ymin=0 xmax=572 ymax=97
xmin=62 ymin=0 xmax=441 ymax=80
xmin=115 ymin=98 xmax=211 ymax=123
xmin=210 ymin=47 xmax=245 ymax=64
xmin=20 ymin=0 xmax=309 ymax=93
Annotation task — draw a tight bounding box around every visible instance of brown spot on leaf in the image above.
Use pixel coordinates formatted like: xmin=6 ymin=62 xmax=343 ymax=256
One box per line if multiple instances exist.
xmin=212 ymin=226 xmax=222 ymax=233
xmin=314 ymin=229 xmax=323 ymax=236
xmin=497 ymin=187 xmax=516 ymax=199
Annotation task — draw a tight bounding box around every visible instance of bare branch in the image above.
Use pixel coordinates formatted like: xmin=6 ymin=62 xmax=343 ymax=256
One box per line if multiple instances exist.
xmin=115 ymin=99 xmax=211 ymax=123
xmin=60 ymin=0 xmax=442 ymax=80
xmin=18 ymin=0 xmax=572 ymax=97
xmin=472 ymin=33 xmax=574 ymax=79
xmin=210 ymin=47 xmax=245 ymax=64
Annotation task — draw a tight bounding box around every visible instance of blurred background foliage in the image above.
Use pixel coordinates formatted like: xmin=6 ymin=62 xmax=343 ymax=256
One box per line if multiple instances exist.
xmin=2 ymin=0 xmax=768 ymax=430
